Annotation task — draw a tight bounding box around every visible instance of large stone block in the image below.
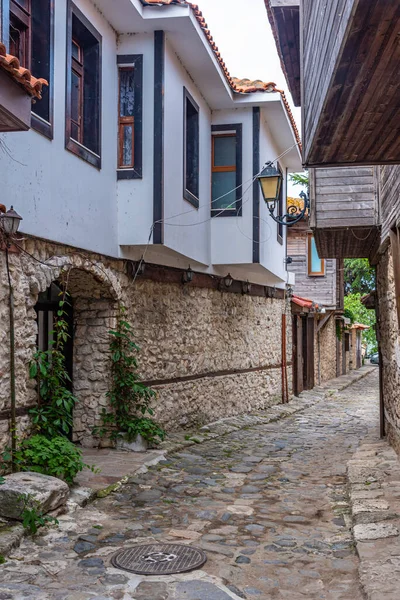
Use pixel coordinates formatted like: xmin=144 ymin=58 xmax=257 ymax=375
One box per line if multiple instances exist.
xmin=0 ymin=472 xmax=69 ymax=520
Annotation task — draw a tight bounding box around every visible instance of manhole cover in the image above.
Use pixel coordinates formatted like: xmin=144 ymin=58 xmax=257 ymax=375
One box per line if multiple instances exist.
xmin=111 ymin=543 xmax=207 ymax=575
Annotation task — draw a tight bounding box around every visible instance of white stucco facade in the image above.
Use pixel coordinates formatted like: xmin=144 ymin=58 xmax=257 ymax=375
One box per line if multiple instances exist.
xmin=0 ymin=0 xmax=301 ymax=287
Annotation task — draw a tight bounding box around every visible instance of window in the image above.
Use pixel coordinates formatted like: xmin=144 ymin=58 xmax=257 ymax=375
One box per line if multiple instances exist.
xmin=8 ymin=0 xmax=54 ymax=138
xmin=183 ymin=88 xmax=199 ymax=207
xmin=117 ymin=55 xmax=143 ymax=179
xmin=308 ymin=234 xmax=325 ymax=276
xmin=277 ymin=163 xmax=284 ymax=243
xmin=211 ymin=124 xmax=242 ymax=217
xmin=65 ymin=1 xmax=102 ymax=168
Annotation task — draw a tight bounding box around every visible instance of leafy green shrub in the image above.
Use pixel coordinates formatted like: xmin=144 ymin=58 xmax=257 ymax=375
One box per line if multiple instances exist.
xmin=12 ymin=435 xmax=93 ymax=485
xmin=94 ymin=313 xmax=165 ymax=445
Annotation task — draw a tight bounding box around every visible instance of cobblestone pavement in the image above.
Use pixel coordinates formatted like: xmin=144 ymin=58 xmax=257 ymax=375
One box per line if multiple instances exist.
xmin=0 ymin=370 xmax=380 ymax=599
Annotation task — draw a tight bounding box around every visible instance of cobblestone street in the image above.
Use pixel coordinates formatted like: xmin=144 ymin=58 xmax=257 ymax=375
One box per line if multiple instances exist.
xmin=0 ymin=370 xmax=381 ymax=599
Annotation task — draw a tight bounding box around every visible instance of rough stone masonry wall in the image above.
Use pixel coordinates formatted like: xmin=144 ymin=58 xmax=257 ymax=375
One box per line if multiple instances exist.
xmin=314 ymin=314 xmax=337 ymax=385
xmin=0 ymin=236 xmax=292 ymax=449
xmin=377 ymin=245 xmax=400 ymax=455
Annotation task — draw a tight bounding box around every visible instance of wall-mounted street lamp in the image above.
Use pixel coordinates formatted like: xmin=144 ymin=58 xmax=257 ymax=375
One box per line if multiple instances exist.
xmin=0 ymin=206 xmax=23 ymax=238
xmin=182 ymin=265 xmax=194 ymax=284
xmin=242 ymin=280 xmax=251 ymax=295
xmin=223 ymin=273 xmax=233 ymax=288
xmin=136 ymin=259 xmax=145 ymax=276
xmin=257 ymin=163 xmax=310 ymax=226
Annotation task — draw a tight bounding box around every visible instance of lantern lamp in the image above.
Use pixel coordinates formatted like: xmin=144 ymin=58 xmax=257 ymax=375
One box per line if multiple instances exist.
xmin=224 ymin=273 xmax=233 ymax=288
xmin=0 ymin=206 xmax=23 ymax=236
xmin=182 ymin=265 xmax=194 ymax=284
xmin=257 ymin=163 xmax=282 ymax=208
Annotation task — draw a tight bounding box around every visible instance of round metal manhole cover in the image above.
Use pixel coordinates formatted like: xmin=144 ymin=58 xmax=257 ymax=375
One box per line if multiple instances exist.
xmin=111 ymin=543 xmax=207 ymax=575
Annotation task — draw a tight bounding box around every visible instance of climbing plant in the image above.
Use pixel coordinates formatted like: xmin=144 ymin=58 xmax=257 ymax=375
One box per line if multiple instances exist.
xmin=94 ymin=311 xmax=165 ymax=445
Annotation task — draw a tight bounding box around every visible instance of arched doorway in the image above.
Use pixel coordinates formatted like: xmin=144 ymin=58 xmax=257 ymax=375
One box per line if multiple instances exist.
xmin=33 ymin=266 xmax=119 ymax=447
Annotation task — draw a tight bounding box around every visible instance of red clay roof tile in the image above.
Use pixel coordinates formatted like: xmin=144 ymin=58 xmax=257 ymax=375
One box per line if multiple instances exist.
xmin=0 ymin=43 xmax=48 ymax=99
xmin=140 ymin=1 xmax=301 ymax=148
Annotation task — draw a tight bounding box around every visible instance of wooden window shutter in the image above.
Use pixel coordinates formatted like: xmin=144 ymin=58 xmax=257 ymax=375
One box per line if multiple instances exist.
xmin=389 ymin=227 xmax=400 ymax=329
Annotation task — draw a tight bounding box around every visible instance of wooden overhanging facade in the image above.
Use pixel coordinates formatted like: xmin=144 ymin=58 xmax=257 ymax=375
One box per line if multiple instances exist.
xmin=268 ymin=0 xmax=400 ymax=167
xmin=309 ymin=166 xmax=381 ymax=261
xmin=267 ymin=0 xmax=300 ymax=107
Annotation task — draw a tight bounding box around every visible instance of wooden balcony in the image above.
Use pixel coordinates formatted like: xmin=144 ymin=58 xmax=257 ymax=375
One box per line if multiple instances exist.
xmin=310 ymin=167 xmax=380 ymax=260
xmin=302 ymin=0 xmax=400 ymax=167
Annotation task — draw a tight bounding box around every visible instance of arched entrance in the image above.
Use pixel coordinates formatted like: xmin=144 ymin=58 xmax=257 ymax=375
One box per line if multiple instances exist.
xmin=32 ymin=261 xmax=120 ymax=447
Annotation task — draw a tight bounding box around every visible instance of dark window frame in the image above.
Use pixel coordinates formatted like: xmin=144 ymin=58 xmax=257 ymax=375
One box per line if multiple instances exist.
xmin=117 ymin=54 xmax=143 ymax=180
xmin=183 ymin=87 xmax=199 ymax=208
xmin=65 ymin=0 xmax=102 ymax=169
xmin=9 ymin=0 xmax=30 ymax=68
xmin=211 ymin=123 xmax=243 ymax=217
xmin=277 ymin=162 xmax=284 ymax=244
xmin=5 ymin=0 xmax=54 ymax=138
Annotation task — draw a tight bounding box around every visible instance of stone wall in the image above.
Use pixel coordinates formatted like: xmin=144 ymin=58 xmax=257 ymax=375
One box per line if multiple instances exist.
xmin=377 ymin=245 xmax=400 ymax=454
xmin=314 ymin=314 xmax=337 ymax=384
xmin=0 ymin=236 xmax=292 ymax=449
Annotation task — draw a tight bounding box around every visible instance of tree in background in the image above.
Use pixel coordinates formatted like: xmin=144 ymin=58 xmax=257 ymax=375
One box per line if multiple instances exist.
xmin=290 ymin=172 xmax=308 ymax=188
xmin=344 ymin=293 xmax=377 ymax=353
xmin=344 ymin=258 xmax=375 ymax=295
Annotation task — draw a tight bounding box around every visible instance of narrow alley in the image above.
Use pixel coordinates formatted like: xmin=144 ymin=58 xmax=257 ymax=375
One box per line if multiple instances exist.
xmin=0 ymin=371 xmax=384 ymax=599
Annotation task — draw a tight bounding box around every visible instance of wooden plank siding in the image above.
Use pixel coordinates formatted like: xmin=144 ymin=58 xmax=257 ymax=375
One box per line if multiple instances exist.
xmin=269 ymin=1 xmax=301 ymax=106
xmin=380 ymin=165 xmax=400 ymax=243
xmin=287 ymin=221 xmax=337 ymax=307
xmin=311 ymin=166 xmax=380 ymax=259
xmin=302 ymin=0 xmax=400 ymax=167
xmin=302 ymin=0 xmax=356 ymax=163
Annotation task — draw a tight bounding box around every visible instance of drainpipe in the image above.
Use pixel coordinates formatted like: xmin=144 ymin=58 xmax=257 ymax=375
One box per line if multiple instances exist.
xmin=5 ymin=247 xmax=17 ymax=469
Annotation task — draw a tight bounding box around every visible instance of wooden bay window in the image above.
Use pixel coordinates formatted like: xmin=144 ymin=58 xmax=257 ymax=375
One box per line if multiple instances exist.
xmin=65 ymin=1 xmax=101 ymax=168
xmin=211 ymin=123 xmax=242 ymax=216
xmin=8 ymin=0 xmax=54 ymax=137
xmin=308 ymin=234 xmax=325 ymax=276
xmin=183 ymin=88 xmax=199 ymax=208
xmin=117 ymin=55 xmax=143 ymax=179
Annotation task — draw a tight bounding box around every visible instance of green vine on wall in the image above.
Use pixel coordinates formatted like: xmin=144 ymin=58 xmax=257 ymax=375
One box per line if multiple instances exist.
xmin=94 ymin=310 xmax=165 ymax=445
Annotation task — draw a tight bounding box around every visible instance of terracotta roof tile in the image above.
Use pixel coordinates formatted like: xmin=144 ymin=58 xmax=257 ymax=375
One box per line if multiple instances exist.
xmin=0 ymin=43 xmax=48 ymax=99
xmin=292 ymin=294 xmax=315 ymax=309
xmin=140 ymin=1 xmax=301 ymax=148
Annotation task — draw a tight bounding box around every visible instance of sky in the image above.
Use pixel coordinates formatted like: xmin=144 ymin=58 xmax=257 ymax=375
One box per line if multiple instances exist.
xmin=195 ymin=0 xmax=303 ymax=195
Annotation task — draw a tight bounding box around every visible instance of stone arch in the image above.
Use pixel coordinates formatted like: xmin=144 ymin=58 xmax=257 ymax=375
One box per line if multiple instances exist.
xmin=23 ymin=253 xmax=123 ymax=447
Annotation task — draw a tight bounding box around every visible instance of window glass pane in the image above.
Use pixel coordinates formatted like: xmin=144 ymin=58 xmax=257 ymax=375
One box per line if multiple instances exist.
xmin=214 ymin=135 xmax=236 ymax=167
xmin=83 ymin=43 xmax=100 ymax=154
xmin=72 ymin=40 xmax=80 ymax=61
xmin=71 ymin=71 xmax=81 ymax=127
xmin=120 ymin=69 xmax=134 ymax=117
xmin=310 ymin=236 xmax=323 ymax=273
xmin=122 ymin=125 xmax=133 ymax=166
xmin=14 ymin=0 xmax=29 ymax=11
xmin=31 ymin=0 xmax=51 ymax=122
xmin=212 ymin=171 xmax=236 ymax=210
xmin=185 ymin=98 xmax=199 ymax=198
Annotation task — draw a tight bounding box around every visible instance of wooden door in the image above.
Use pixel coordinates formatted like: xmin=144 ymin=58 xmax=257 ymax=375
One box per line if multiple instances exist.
xmin=293 ymin=316 xmax=303 ymax=396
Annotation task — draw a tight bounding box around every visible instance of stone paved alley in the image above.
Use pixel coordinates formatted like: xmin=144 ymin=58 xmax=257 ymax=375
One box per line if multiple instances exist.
xmin=0 ymin=370 xmax=383 ymax=599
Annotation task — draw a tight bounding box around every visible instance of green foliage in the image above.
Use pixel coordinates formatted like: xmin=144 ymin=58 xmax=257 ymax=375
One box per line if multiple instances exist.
xmin=289 ymin=172 xmax=309 ymax=187
xmin=3 ymin=435 xmax=95 ymax=485
xmin=344 ymin=259 xmax=375 ymax=295
xmin=17 ymin=493 xmax=58 ymax=535
xmin=344 ymin=293 xmax=377 ymax=353
xmin=94 ymin=313 xmax=165 ymax=445
xmin=29 ymin=296 xmax=78 ymax=438
xmin=0 ymin=555 xmax=6 ymax=564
